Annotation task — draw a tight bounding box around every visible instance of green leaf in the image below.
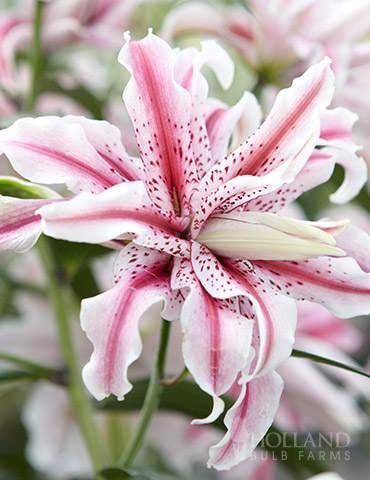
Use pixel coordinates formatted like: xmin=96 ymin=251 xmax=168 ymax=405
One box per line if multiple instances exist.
xmin=292 ymin=349 xmax=370 ymax=379
xmin=101 ymin=467 xmax=180 ymax=480
xmin=0 ymin=176 xmax=60 ymax=199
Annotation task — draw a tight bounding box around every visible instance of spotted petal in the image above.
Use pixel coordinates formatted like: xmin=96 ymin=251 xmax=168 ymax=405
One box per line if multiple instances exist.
xmin=208 ymin=371 xmax=284 ymax=470
xmin=81 ymin=244 xmax=174 ymax=400
xmin=119 ymin=31 xmax=198 ymax=216
xmin=38 ymin=182 xmax=190 ymax=258
xmin=203 ymin=58 xmax=334 ymax=190
xmin=0 ymin=116 xmax=123 ymax=194
xmin=171 ymin=257 xmax=253 ymax=424
xmin=252 ymin=256 xmax=370 ymax=317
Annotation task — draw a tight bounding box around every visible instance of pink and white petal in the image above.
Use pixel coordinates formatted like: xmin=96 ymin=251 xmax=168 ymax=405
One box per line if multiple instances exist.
xmin=327 ymin=148 xmax=368 ymax=204
xmin=245 ymin=150 xmax=335 ymax=213
xmin=171 ymin=257 xmax=253 ymax=423
xmin=208 ymin=371 xmax=283 ymax=471
xmin=335 ymin=224 xmax=370 ymax=273
xmin=230 ymin=259 xmax=297 ymax=379
xmin=318 ymin=107 xmax=359 ymax=152
xmin=191 ymin=244 xmax=297 ymax=378
xmin=63 ymin=116 xmax=144 ymax=182
xmin=191 ymin=173 xmax=280 ymax=237
xmin=0 ymin=197 xmax=57 ymax=253
xmin=252 ymin=256 xmax=370 ymax=317
xmin=119 ymin=31 xmax=197 ymax=215
xmin=38 ymin=182 xmax=190 ymax=258
xmin=81 ymin=244 xmax=173 ymax=400
xmin=0 ymin=116 xmax=122 ymax=194
xmin=204 ymin=58 xmax=334 ymax=190
xmin=205 ymin=92 xmax=261 ymax=170
xmin=174 ymin=40 xmax=234 ymax=182
xmin=192 ymin=120 xmax=320 ymax=236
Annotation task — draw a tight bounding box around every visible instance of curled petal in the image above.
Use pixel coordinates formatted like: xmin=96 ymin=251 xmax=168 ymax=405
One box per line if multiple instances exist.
xmin=119 ymin=31 xmax=198 ymax=215
xmin=252 ymin=256 xmax=370 ymax=317
xmin=204 ymin=58 xmax=334 ymax=190
xmin=63 ymin=115 xmax=144 ymax=182
xmin=81 ymin=244 xmax=173 ymax=400
xmin=208 ymin=371 xmax=283 ymax=470
xmin=191 ymin=244 xmax=297 ymax=378
xmin=37 ymin=182 xmax=190 ymax=258
xmin=0 ymin=116 xmax=123 ymax=194
xmin=0 ymin=197 xmax=57 ymax=253
xmin=172 ymin=257 xmax=253 ymax=423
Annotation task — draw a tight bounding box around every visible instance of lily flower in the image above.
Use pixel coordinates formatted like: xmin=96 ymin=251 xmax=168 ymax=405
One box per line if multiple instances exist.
xmin=0 ymin=32 xmax=369 ymax=470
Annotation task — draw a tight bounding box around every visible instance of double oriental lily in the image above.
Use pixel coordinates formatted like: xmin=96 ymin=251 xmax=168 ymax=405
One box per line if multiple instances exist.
xmin=0 ymin=32 xmax=369 ymax=470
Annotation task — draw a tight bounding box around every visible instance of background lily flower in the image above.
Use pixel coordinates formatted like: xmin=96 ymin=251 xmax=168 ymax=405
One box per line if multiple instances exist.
xmin=0 ymin=32 xmax=369 ymax=470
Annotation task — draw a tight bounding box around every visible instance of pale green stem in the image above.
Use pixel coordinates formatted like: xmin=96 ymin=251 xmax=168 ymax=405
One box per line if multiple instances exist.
xmin=38 ymin=236 xmax=105 ymax=473
xmin=119 ymin=318 xmax=172 ymax=467
xmin=27 ymin=0 xmax=43 ymax=110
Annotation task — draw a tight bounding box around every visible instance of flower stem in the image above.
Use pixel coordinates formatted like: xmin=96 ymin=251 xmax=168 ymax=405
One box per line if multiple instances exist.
xmin=119 ymin=318 xmax=172 ymax=467
xmin=27 ymin=0 xmax=43 ymax=110
xmin=37 ymin=236 xmax=105 ymax=472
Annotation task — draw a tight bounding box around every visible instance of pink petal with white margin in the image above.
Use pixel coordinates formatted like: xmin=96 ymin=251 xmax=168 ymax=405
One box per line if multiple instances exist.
xmin=174 ymin=40 xmax=234 ymax=181
xmin=191 ymin=243 xmax=297 ymax=379
xmin=203 ymin=58 xmax=334 ymax=190
xmin=0 ymin=116 xmax=122 ymax=194
xmin=318 ymin=107 xmax=359 ymax=153
xmin=327 ymin=148 xmax=368 ymax=204
xmin=230 ymin=259 xmax=297 ymax=380
xmin=252 ymin=256 xmax=370 ymax=317
xmin=191 ymin=123 xmax=320 ymax=237
xmin=81 ymin=244 xmax=175 ymax=400
xmin=208 ymin=371 xmax=283 ymax=470
xmin=335 ymin=225 xmax=370 ymax=273
xmin=119 ymin=31 xmax=198 ymax=216
xmin=38 ymin=182 xmax=190 ymax=258
xmin=0 ymin=197 xmax=57 ymax=253
xmin=245 ymin=149 xmax=335 ymax=213
xmin=171 ymin=257 xmax=253 ymax=424
xmin=63 ymin=116 xmax=144 ymax=182
xmin=205 ymin=92 xmax=262 ymax=171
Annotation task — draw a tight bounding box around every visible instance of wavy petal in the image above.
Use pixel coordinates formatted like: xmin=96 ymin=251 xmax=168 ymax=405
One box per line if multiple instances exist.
xmin=119 ymin=31 xmax=198 ymax=215
xmin=63 ymin=116 xmax=144 ymax=182
xmin=0 ymin=197 xmax=57 ymax=253
xmin=0 ymin=116 xmax=122 ymax=194
xmin=204 ymin=58 xmax=334 ymax=190
xmin=252 ymin=256 xmax=370 ymax=317
xmin=191 ymin=243 xmax=297 ymax=378
xmin=208 ymin=371 xmax=283 ymax=470
xmin=172 ymin=257 xmax=253 ymax=423
xmin=205 ymin=92 xmax=262 ymax=171
xmin=38 ymin=182 xmax=190 ymax=258
xmin=81 ymin=244 xmax=173 ymax=400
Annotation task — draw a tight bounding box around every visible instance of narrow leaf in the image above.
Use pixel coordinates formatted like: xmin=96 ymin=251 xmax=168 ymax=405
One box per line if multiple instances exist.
xmin=292 ymin=349 xmax=370 ymax=379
